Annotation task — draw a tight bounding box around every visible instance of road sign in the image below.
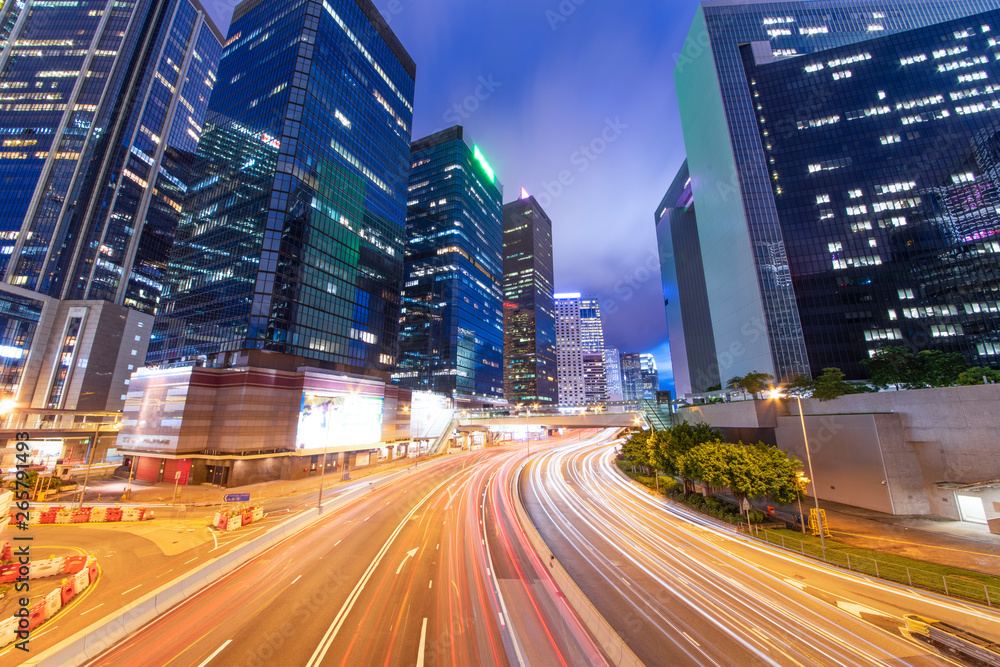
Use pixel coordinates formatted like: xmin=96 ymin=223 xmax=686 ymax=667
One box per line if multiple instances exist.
xmin=224 ymin=493 xmax=250 ymax=503
xmin=741 ymin=498 xmax=751 ymax=512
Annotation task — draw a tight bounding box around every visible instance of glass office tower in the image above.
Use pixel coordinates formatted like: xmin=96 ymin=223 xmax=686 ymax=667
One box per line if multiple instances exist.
xmin=0 ymin=0 xmax=222 ymax=409
xmin=502 ymin=193 xmax=557 ymax=405
xmin=149 ymin=0 xmax=415 ymax=380
xmin=394 ymin=126 xmax=504 ymax=400
xmin=742 ymin=8 xmax=1000 ymax=377
xmin=675 ymin=0 xmax=1000 ymax=383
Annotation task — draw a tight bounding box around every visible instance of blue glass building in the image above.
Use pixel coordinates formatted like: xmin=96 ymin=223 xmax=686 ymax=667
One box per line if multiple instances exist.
xmin=503 ymin=194 xmax=557 ymax=405
xmin=0 ymin=0 xmax=222 ymax=409
xmin=148 ymin=0 xmax=415 ymax=380
xmin=394 ymin=126 xmax=504 ymax=400
xmin=742 ymin=8 xmax=1000 ymax=377
xmin=674 ymin=0 xmax=1000 ymax=383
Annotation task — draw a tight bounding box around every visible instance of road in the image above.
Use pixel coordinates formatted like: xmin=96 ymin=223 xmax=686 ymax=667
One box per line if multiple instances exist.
xmin=522 ymin=435 xmax=1000 ymax=666
xmin=84 ymin=436 xmax=605 ymax=666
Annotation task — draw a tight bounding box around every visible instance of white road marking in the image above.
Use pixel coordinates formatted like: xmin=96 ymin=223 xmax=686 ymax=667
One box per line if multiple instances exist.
xmin=184 ymin=557 xmax=199 ymax=564
xmin=79 ymin=603 xmax=103 ymax=615
xmin=121 ymin=585 xmax=141 ymax=595
xmin=196 ymin=639 xmax=232 ymax=667
xmin=334 ymin=540 xmax=342 ymax=547
xmin=396 ymin=548 xmax=418 ymax=575
xmin=416 ymin=618 xmax=428 ymax=667
xmin=292 ymin=575 xmax=302 ymax=584
xmin=428 ymin=580 xmax=433 ymax=589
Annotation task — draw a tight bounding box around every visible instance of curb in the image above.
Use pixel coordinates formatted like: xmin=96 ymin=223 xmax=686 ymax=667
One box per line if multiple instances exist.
xmin=511 ymin=460 xmax=643 ymax=667
xmin=22 ymin=503 xmax=331 ymax=666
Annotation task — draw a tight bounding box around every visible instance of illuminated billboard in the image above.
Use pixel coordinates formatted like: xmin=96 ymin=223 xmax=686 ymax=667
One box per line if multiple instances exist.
xmin=296 ymin=393 xmax=384 ymax=450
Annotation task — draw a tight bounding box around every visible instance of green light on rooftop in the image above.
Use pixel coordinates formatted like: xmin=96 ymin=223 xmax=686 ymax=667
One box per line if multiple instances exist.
xmin=473 ymin=145 xmax=495 ymax=183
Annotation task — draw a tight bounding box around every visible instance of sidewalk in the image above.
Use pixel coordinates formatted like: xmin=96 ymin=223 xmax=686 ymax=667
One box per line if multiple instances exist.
xmin=815 ymin=498 xmax=1000 ymax=575
xmin=46 ymin=454 xmax=438 ymax=507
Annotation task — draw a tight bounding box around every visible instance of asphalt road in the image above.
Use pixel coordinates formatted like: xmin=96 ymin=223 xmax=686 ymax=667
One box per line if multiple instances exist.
xmin=522 ymin=436 xmax=1000 ymax=667
xmin=84 ymin=434 xmax=606 ymax=666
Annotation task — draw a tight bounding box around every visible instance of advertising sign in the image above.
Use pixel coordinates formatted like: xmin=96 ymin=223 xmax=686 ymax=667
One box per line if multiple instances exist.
xmin=296 ymin=393 xmax=384 ymax=450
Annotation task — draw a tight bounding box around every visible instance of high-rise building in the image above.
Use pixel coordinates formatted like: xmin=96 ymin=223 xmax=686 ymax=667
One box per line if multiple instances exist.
xmin=555 ymin=293 xmax=607 ymax=405
xmin=739 ymin=8 xmax=1000 ymax=378
xmin=604 ymin=347 xmax=624 ymax=402
xmin=0 ymin=0 xmax=223 ymax=411
xmin=655 ymin=160 xmax=719 ymax=396
xmin=118 ymin=0 xmax=418 ymax=483
xmin=502 ymin=192 xmax=557 ymax=405
xmin=674 ymin=0 xmax=1000 ymax=383
xmin=148 ymin=0 xmax=415 ymax=380
xmin=639 ymin=353 xmax=659 ymax=399
xmin=394 ymin=126 xmax=504 ymax=400
xmin=620 ymin=351 xmax=641 ymax=402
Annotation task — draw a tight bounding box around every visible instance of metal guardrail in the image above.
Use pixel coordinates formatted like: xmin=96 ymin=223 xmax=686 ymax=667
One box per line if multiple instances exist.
xmin=746 ymin=526 xmax=999 ymax=609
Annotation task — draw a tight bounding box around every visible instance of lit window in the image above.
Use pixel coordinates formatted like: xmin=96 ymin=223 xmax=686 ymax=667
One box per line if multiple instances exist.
xmin=833 ymin=70 xmax=852 ymax=80
xmin=951 ymin=172 xmax=976 ymax=183
xmin=816 ymin=194 xmax=830 ymax=204
xmin=898 ymin=288 xmax=915 ymax=300
xmin=800 ymin=26 xmax=828 ymax=36
xmin=932 ymin=45 xmax=968 ymax=58
xmin=848 ymin=189 xmax=863 ymax=199
xmin=900 ymin=54 xmax=928 ymax=66
xmin=804 ymin=63 xmax=824 ymax=73
xmin=868 ymin=24 xmax=884 ymax=32
xmin=880 ymin=134 xmax=901 ymax=145
xmin=828 ymin=242 xmax=843 ymax=252
xmin=846 ymin=205 xmax=868 ymax=215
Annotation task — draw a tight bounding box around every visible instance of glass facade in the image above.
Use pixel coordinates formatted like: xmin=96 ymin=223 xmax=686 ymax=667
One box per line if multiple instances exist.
xmin=0 ymin=0 xmax=223 ymax=310
xmin=675 ymin=0 xmax=1000 ymax=382
xmin=0 ymin=291 xmax=42 ymax=399
xmin=743 ymin=8 xmax=1000 ymax=377
xmin=394 ymin=126 xmax=504 ymax=399
xmin=148 ymin=0 xmax=415 ymax=380
xmin=502 ymin=194 xmax=557 ymax=405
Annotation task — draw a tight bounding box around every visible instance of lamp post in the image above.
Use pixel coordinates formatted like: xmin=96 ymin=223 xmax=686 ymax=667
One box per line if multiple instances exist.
xmin=795 ymin=472 xmax=808 ymax=535
xmin=769 ymin=389 xmax=825 ymax=553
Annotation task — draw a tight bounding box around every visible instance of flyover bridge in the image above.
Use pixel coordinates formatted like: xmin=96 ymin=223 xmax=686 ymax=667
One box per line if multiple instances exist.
xmin=457 ymin=412 xmax=643 ymax=429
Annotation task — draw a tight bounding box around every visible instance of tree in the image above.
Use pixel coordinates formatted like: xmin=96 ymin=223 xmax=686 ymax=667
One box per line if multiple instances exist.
xmin=677 ymin=440 xmax=803 ymax=510
xmin=784 ymin=373 xmax=814 ymax=398
xmin=620 ymin=430 xmax=652 ymax=469
xmin=654 ymin=421 xmax=722 ymax=493
xmin=914 ymin=350 xmax=968 ymax=387
xmin=726 ymin=371 xmax=774 ymax=400
xmin=861 ymin=346 xmax=918 ymax=390
xmin=810 ymin=367 xmax=862 ymax=401
xmin=956 ymin=367 xmax=1000 ymax=385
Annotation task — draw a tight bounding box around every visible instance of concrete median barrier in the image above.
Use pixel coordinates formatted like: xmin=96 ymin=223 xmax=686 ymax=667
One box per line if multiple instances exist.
xmin=23 ymin=506 xmax=325 ymax=666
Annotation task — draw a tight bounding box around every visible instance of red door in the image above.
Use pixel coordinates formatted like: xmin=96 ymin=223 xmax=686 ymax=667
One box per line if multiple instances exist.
xmin=162 ymin=459 xmax=191 ymax=485
xmin=135 ymin=457 xmax=162 ymax=483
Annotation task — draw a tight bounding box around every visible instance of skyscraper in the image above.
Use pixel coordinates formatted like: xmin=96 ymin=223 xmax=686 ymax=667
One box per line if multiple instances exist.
xmin=604 ymin=347 xmax=624 ymax=402
xmin=394 ymin=126 xmax=504 ymax=400
xmin=655 ymin=160 xmax=719 ymax=396
xmin=674 ymin=0 xmax=1000 ymax=383
xmin=0 ymin=0 xmax=223 ymax=410
xmin=502 ymin=192 xmax=557 ymax=405
xmin=555 ymin=293 xmax=607 ymax=406
xmin=639 ymin=353 xmax=659 ymax=399
xmin=148 ymin=0 xmax=415 ymax=380
xmin=739 ymin=8 xmax=1000 ymax=377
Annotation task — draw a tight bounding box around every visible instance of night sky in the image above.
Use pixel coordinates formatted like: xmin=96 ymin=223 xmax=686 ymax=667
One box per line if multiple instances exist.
xmin=203 ymin=0 xmax=702 ymax=390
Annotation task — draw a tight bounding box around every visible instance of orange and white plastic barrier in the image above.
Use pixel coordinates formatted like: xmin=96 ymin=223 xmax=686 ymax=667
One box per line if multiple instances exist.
xmin=0 ymin=555 xmax=99 ymax=649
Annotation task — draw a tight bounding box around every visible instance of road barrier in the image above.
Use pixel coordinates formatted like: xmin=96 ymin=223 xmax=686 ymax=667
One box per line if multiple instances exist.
xmin=0 ymin=555 xmax=98 ymax=649
xmin=23 ymin=502 xmax=335 ymax=666
xmin=212 ymin=505 xmax=264 ymax=532
xmin=12 ymin=505 xmax=149 ymax=526
xmin=512 ymin=461 xmax=643 ymax=667
xmin=750 ymin=527 xmax=999 ymax=609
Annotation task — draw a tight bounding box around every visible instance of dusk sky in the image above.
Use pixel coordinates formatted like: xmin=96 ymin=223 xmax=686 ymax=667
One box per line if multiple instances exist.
xmin=203 ymin=0 xmax=702 ymax=389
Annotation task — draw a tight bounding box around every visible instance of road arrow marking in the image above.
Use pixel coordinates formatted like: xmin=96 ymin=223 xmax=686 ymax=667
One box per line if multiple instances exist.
xmin=783 ymin=578 xmax=807 ymax=590
xmin=396 ymin=548 xmax=418 ymax=575
xmin=836 ymin=600 xmax=891 ymax=620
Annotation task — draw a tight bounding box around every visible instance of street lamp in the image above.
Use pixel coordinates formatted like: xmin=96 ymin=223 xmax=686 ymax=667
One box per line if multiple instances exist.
xmin=768 ymin=388 xmax=826 ymax=553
